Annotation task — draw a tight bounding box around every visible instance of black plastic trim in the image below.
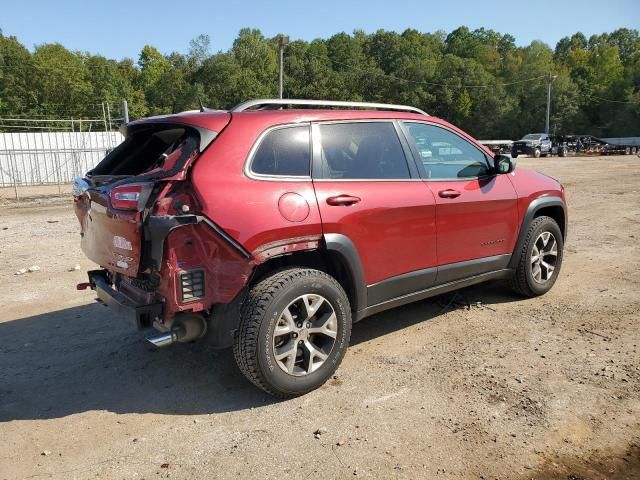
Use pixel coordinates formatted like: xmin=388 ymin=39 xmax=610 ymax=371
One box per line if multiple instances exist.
xmin=145 ymin=215 xmax=200 ymax=270
xmin=199 ymin=217 xmax=251 ymax=258
xmin=367 ymin=267 xmax=437 ymax=306
xmin=436 ymin=254 xmax=511 ymax=285
xmin=508 ymin=196 xmax=566 ymax=269
xmin=357 ymin=269 xmax=513 ymax=320
xmin=323 ymin=233 xmax=367 ymax=314
xmin=89 ymin=270 xmax=161 ymax=330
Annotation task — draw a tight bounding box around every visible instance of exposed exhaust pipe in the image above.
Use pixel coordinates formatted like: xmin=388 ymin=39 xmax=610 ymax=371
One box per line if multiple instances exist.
xmin=146 ymin=328 xmax=184 ymax=347
xmin=146 ymin=313 xmax=207 ymax=348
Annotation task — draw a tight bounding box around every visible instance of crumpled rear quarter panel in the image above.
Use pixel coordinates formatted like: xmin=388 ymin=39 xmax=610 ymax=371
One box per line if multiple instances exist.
xmin=157 ymin=223 xmax=253 ymax=320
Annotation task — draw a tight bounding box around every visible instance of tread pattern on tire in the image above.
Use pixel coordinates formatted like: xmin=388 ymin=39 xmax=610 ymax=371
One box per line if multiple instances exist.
xmin=509 ymin=215 xmax=559 ymax=297
xmin=233 ymin=267 xmax=347 ymax=398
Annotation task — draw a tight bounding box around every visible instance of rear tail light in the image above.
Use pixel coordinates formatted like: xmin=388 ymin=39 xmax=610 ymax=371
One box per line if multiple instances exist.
xmin=109 ymin=184 xmax=146 ymax=210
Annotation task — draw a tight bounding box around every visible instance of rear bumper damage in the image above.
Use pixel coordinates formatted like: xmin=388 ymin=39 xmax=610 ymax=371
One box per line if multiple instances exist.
xmin=84 ymin=270 xmax=162 ymax=330
xmin=77 ymin=215 xmax=255 ymax=347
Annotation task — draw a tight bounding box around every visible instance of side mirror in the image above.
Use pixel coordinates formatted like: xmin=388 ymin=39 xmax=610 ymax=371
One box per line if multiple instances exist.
xmin=494 ymin=154 xmax=515 ymax=174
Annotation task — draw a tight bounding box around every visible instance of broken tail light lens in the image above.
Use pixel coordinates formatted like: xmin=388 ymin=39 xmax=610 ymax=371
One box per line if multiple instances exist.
xmin=110 ymin=184 xmax=145 ymax=210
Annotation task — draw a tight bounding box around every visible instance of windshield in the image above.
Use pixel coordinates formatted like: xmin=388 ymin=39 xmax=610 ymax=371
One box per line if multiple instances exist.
xmin=522 ymin=134 xmax=543 ymax=140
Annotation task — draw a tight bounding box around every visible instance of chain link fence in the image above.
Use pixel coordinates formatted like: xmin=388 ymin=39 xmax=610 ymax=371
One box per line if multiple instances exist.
xmin=0 ymin=103 xmax=126 ymax=201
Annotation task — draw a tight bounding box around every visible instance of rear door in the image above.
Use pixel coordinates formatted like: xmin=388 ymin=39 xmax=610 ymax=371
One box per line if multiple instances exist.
xmin=311 ymin=121 xmax=437 ymax=305
xmin=400 ymin=121 xmax=519 ymax=282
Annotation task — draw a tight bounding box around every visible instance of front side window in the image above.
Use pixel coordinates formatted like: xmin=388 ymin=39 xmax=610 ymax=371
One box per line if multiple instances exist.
xmin=402 ymin=122 xmax=491 ymax=180
xmin=250 ymin=125 xmax=311 ymax=177
xmin=316 ymin=122 xmax=410 ymax=180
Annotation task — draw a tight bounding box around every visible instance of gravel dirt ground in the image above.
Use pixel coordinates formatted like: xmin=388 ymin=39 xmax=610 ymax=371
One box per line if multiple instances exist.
xmin=1 ymin=155 xmax=639 ymax=480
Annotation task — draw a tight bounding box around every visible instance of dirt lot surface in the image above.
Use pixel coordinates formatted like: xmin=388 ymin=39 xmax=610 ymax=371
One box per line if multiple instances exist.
xmin=1 ymin=155 xmax=639 ymax=480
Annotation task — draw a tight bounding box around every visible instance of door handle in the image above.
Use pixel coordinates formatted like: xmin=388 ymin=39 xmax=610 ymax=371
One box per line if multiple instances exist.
xmin=326 ymin=194 xmax=361 ymax=206
xmin=438 ymin=189 xmax=461 ymax=199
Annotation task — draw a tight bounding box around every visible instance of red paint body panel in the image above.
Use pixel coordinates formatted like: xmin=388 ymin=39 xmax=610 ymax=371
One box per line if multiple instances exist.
xmin=74 ymin=191 xmax=142 ymax=276
xmin=190 ymin=113 xmax=324 ymax=256
xmin=426 ymin=176 xmax=519 ymax=265
xmin=157 ymin=223 xmax=253 ymax=320
xmin=127 ymin=111 xmax=232 ymax=133
xmin=313 ymin=181 xmax=437 ymax=284
xmin=507 ymin=168 xmax=566 ymax=236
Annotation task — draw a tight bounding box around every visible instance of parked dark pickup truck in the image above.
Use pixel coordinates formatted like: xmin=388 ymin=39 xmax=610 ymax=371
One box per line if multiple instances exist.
xmin=512 ymin=134 xmax=552 ymax=158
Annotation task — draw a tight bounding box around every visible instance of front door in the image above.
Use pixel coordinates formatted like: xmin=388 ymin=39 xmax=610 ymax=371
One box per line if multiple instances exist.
xmin=311 ymin=121 xmax=437 ymax=306
xmin=400 ymin=121 xmax=519 ymax=283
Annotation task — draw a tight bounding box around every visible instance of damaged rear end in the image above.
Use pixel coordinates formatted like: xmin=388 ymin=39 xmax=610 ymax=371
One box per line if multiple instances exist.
xmin=73 ymin=112 xmax=252 ymax=345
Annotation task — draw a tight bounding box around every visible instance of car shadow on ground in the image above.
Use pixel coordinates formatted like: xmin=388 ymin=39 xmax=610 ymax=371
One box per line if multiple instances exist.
xmin=351 ymin=281 xmax=522 ymax=345
xmin=0 ymin=282 xmax=522 ymax=422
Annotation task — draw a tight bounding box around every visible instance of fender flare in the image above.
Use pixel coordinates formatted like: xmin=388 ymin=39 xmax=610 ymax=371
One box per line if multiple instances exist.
xmin=323 ymin=233 xmax=367 ymax=315
xmin=508 ymin=196 xmax=566 ymax=269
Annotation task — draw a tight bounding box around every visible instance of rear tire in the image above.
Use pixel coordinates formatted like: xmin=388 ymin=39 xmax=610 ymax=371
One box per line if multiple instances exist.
xmin=509 ymin=216 xmax=563 ymax=297
xmin=233 ymin=268 xmax=352 ymax=398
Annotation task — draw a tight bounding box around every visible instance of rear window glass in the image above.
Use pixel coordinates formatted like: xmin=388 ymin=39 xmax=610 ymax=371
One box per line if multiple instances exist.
xmin=316 ymin=122 xmax=410 ymax=180
xmin=90 ymin=127 xmax=199 ymax=177
xmin=250 ymin=125 xmax=311 ymax=177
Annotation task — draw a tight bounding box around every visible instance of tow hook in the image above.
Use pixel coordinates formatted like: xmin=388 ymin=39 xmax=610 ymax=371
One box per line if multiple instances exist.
xmin=146 ymin=313 xmax=207 ymax=347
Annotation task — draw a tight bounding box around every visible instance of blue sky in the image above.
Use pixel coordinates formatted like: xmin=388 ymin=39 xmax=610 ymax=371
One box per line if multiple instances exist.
xmin=2 ymin=0 xmax=638 ymax=60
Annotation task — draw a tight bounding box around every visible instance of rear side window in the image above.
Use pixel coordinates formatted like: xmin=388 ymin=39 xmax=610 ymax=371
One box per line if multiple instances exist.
xmin=316 ymin=122 xmax=410 ymax=180
xmin=250 ymin=125 xmax=311 ymax=177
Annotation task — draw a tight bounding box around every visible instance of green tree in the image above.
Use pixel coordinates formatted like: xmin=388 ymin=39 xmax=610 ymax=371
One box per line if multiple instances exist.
xmin=31 ymin=43 xmax=92 ymax=117
xmin=0 ymin=33 xmax=35 ymax=115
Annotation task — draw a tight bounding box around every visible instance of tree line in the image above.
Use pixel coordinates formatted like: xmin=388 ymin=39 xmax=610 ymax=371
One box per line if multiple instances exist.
xmin=0 ymin=27 xmax=638 ymax=139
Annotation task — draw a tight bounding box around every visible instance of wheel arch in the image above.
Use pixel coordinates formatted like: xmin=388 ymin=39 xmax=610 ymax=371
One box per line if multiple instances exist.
xmin=509 ymin=196 xmax=567 ymax=269
xmin=248 ymin=233 xmax=367 ymax=315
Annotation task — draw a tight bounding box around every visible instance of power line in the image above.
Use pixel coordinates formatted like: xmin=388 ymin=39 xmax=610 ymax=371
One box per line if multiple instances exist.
xmin=588 ymin=94 xmax=639 ymax=105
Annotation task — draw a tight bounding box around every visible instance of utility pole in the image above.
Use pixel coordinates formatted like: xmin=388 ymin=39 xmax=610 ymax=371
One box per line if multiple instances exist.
xmin=545 ymin=72 xmax=557 ymax=134
xmin=278 ymin=35 xmax=289 ymax=99
xmin=122 ymin=100 xmax=129 ymax=124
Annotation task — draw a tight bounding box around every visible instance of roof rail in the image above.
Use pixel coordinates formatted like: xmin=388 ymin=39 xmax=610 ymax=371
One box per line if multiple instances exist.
xmin=230 ymin=99 xmax=428 ymax=116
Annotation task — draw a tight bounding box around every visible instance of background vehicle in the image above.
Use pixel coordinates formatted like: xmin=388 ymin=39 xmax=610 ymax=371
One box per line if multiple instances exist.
xmin=73 ymin=99 xmax=567 ymax=398
xmin=478 ymin=139 xmax=513 ymax=155
xmin=574 ymin=135 xmax=640 ymax=155
xmin=512 ymin=133 xmax=553 ymax=158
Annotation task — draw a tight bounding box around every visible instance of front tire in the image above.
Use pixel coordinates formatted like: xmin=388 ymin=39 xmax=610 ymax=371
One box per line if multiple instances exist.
xmin=233 ymin=268 xmax=352 ymax=398
xmin=533 ymin=148 xmax=541 ymax=158
xmin=509 ymin=216 xmax=563 ymax=297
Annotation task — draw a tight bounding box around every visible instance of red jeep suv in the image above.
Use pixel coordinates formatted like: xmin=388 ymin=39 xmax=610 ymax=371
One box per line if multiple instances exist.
xmin=73 ymin=99 xmax=567 ymax=398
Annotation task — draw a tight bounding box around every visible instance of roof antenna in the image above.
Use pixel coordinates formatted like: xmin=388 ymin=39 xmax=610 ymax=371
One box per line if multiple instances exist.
xmin=198 ymin=97 xmax=206 ymax=112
